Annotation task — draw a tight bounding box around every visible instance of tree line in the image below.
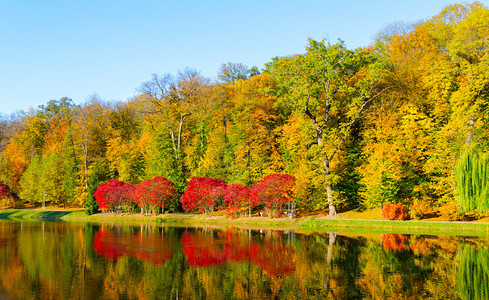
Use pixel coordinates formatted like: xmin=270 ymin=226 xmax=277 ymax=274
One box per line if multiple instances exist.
xmin=0 ymin=2 xmax=488 ymax=217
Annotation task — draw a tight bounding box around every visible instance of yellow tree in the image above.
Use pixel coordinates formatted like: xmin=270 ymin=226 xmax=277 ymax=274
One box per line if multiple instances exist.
xmin=197 ymin=82 xmax=237 ymax=181
xmin=419 ymin=3 xmax=488 ymax=203
xmin=72 ymin=97 xmax=112 ymax=202
xmin=226 ymin=74 xmax=283 ymax=186
xmin=105 ymin=101 xmax=144 ymax=184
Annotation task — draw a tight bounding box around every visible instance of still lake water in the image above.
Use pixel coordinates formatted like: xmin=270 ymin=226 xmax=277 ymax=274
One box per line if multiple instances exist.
xmin=0 ymin=220 xmax=487 ymax=299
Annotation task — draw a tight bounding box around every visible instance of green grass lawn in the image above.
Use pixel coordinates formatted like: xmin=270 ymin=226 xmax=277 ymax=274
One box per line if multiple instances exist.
xmin=2 ymin=208 xmax=489 ymax=236
xmin=299 ymin=218 xmax=489 ymax=236
xmin=0 ymin=209 xmax=80 ymax=220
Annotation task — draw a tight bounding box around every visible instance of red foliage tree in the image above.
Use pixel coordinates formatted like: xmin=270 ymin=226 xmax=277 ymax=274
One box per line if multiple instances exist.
xmin=0 ymin=181 xmax=10 ymax=199
xmin=134 ymin=176 xmax=176 ymax=215
xmin=93 ymin=179 xmax=125 ymax=212
xmin=181 ymin=177 xmax=226 ymax=216
xmin=209 ymin=185 xmax=226 ymax=210
xmin=107 ymin=183 xmax=136 ymax=213
xmin=0 ymin=181 xmax=11 ymax=208
xmin=251 ymin=174 xmax=296 ymax=218
xmin=223 ymin=184 xmax=253 ymax=218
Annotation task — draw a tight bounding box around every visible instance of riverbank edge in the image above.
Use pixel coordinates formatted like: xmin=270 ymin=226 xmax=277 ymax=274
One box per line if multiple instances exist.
xmin=2 ymin=208 xmax=489 ymax=236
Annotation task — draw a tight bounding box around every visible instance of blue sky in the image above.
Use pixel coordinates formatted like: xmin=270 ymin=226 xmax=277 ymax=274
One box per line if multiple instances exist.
xmin=1 ymin=0 xmax=487 ymax=114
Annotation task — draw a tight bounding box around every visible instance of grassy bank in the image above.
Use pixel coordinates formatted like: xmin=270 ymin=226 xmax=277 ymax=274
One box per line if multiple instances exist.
xmin=2 ymin=208 xmax=489 ymax=236
xmin=0 ymin=209 xmax=298 ymax=229
xmin=0 ymin=209 xmax=82 ymax=220
xmin=300 ymin=218 xmax=489 ymax=236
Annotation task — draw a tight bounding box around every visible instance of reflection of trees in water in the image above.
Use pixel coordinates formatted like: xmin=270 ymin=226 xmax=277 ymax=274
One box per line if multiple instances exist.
xmin=457 ymin=243 xmax=489 ymax=300
xmin=293 ymin=231 xmax=365 ymax=299
xmin=93 ymin=227 xmax=175 ymax=265
xmin=357 ymin=234 xmax=467 ymax=299
xmin=180 ymin=229 xmax=295 ymax=276
xmin=2 ymin=221 xmax=489 ymax=299
xmin=382 ymin=233 xmax=409 ymax=251
xmin=1 ymin=221 xmax=86 ymax=299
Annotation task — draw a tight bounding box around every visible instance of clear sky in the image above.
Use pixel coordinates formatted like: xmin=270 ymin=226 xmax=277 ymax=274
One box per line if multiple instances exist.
xmin=1 ymin=0 xmax=487 ymax=115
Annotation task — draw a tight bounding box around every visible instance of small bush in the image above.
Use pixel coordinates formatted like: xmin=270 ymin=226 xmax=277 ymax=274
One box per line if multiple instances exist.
xmin=439 ymin=202 xmax=463 ymax=221
xmin=382 ymin=203 xmax=410 ymax=220
xmin=409 ymin=199 xmax=434 ymax=220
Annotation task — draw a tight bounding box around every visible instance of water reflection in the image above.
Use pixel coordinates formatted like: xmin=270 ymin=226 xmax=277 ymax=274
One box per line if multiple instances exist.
xmin=93 ymin=227 xmax=175 ymax=265
xmin=182 ymin=230 xmax=296 ymax=276
xmin=0 ymin=220 xmax=489 ymax=299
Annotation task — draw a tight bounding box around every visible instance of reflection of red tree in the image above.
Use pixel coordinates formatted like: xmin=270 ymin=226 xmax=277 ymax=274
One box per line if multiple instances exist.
xmin=249 ymin=243 xmax=296 ymax=276
xmin=181 ymin=231 xmax=228 ymax=266
xmin=181 ymin=230 xmax=295 ymax=276
xmin=93 ymin=229 xmax=174 ymax=265
xmin=381 ymin=234 xmax=409 ymax=252
xmin=93 ymin=230 xmax=127 ymax=260
xmin=131 ymin=234 xmax=175 ymax=265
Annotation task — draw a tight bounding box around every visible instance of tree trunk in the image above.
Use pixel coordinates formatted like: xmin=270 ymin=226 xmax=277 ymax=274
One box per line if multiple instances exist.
xmin=201 ymin=125 xmax=205 ymax=149
xmin=247 ymin=149 xmax=251 ymax=187
xmin=223 ymin=116 xmax=227 ymax=141
xmin=80 ymin=140 xmax=89 ymax=189
xmin=169 ymin=128 xmax=177 ymax=154
xmin=307 ymin=104 xmax=337 ymax=216
xmin=177 ymin=116 xmax=184 ymax=150
xmin=327 ymin=186 xmax=337 ymax=216
xmin=465 ymin=116 xmax=476 ymax=145
xmin=323 ymin=159 xmax=337 ymax=216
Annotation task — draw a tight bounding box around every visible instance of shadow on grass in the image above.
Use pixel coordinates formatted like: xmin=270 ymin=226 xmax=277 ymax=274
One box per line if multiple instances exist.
xmin=0 ymin=209 xmax=78 ymax=220
xmin=0 ymin=210 xmax=16 ymax=218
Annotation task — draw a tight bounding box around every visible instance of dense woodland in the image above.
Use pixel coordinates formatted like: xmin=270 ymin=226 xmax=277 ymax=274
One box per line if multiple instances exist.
xmin=0 ymin=2 xmax=488 ymax=218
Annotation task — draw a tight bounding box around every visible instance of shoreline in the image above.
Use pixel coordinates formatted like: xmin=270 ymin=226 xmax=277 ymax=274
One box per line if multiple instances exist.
xmin=1 ymin=208 xmax=489 ymax=236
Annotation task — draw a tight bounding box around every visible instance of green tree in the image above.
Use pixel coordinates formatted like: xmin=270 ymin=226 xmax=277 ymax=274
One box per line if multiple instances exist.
xmin=218 ymin=62 xmax=250 ymax=83
xmin=41 ymin=151 xmax=65 ymax=205
xmin=84 ymin=159 xmax=110 ymax=214
xmin=268 ymin=39 xmax=389 ymax=214
xmin=19 ymin=155 xmax=43 ymax=204
xmin=62 ymin=130 xmax=79 ymax=203
xmin=455 ymin=147 xmax=489 ymax=213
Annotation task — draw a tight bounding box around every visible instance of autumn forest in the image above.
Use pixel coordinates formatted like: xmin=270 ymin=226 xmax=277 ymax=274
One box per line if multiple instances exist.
xmin=1 ymin=2 xmax=488 ymax=219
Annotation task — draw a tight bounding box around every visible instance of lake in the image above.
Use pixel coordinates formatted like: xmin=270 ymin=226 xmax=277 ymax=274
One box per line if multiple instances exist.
xmin=0 ymin=220 xmax=487 ymax=299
